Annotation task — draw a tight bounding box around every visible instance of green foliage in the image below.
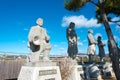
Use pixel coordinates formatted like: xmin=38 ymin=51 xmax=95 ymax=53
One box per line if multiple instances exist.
xmin=103 ymin=0 xmax=120 ymax=15
xmin=65 ymin=0 xmax=120 ymax=24
xmin=96 ymin=0 xmax=120 ymax=23
xmin=64 ymin=0 xmax=120 ymax=79
xmin=65 ymin=0 xmax=88 ymax=11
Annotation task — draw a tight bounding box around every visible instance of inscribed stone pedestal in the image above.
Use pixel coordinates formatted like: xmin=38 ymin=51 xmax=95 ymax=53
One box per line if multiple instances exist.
xmin=18 ymin=18 xmax=61 ymax=80
xmin=18 ymin=66 xmax=61 ymax=80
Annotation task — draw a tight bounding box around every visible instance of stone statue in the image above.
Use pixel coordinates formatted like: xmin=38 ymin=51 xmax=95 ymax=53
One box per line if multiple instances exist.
xmin=87 ymin=29 xmax=97 ymax=63
xmin=88 ymin=64 xmax=100 ymax=78
xmin=97 ymin=36 xmax=105 ymax=61
xmin=66 ymin=22 xmax=78 ymax=59
xmin=27 ymin=18 xmax=51 ymax=62
xmin=103 ymin=62 xmax=113 ymax=76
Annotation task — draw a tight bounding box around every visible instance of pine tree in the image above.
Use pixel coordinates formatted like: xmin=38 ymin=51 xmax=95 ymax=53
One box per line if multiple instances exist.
xmin=64 ymin=0 xmax=120 ymax=79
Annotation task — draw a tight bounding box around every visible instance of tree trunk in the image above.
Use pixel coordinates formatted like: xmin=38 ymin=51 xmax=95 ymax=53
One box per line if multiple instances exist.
xmin=99 ymin=0 xmax=120 ymax=79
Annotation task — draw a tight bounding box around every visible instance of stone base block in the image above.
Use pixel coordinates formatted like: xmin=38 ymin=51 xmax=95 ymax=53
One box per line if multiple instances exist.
xmin=71 ymin=65 xmax=85 ymax=80
xmin=18 ymin=66 xmax=61 ymax=80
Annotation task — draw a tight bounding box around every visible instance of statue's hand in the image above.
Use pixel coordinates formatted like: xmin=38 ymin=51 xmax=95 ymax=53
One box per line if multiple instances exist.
xmin=69 ymin=38 xmax=73 ymax=43
xmin=103 ymin=43 xmax=105 ymax=46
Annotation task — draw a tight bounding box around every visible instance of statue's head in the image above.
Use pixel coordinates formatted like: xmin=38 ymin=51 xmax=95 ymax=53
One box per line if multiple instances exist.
xmin=36 ymin=18 xmax=43 ymax=26
xmin=88 ymin=29 xmax=93 ymax=33
xmin=69 ymin=22 xmax=75 ymax=28
xmin=97 ymin=36 xmax=101 ymax=41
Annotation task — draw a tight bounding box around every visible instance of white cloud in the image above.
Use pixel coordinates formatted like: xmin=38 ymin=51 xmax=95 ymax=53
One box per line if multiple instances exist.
xmin=110 ymin=17 xmax=120 ymax=25
xmin=78 ymin=49 xmax=84 ymax=53
xmin=18 ymin=40 xmax=26 ymax=44
xmin=111 ymin=17 xmax=120 ymax=21
xmin=77 ymin=42 xmax=83 ymax=46
xmin=62 ymin=15 xmax=101 ymax=28
xmin=60 ymin=47 xmax=66 ymax=51
xmin=59 ymin=47 xmax=67 ymax=56
xmin=116 ymin=25 xmax=120 ymax=33
xmin=114 ymin=36 xmax=120 ymax=42
xmin=22 ymin=40 xmax=26 ymax=43
xmin=83 ymin=40 xmax=87 ymax=42
xmin=24 ymin=28 xmax=29 ymax=31
xmin=78 ymin=49 xmax=87 ymax=53
xmin=102 ymin=40 xmax=108 ymax=44
xmin=53 ymin=44 xmax=58 ymax=47
xmin=116 ymin=25 xmax=120 ymax=29
xmin=94 ymin=33 xmax=102 ymax=40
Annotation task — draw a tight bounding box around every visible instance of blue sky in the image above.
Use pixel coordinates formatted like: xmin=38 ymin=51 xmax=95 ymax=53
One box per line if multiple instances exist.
xmin=0 ymin=0 xmax=120 ymax=56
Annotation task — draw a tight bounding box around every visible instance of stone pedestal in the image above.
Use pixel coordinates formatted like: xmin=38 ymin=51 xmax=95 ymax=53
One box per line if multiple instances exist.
xmin=18 ymin=62 xmax=62 ymax=80
xmin=72 ymin=65 xmax=85 ymax=80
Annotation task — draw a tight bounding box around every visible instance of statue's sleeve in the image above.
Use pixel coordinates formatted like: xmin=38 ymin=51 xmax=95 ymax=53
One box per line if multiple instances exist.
xmin=88 ymin=34 xmax=96 ymax=44
xmin=28 ymin=26 xmax=40 ymax=42
xmin=66 ymin=28 xmax=73 ymax=42
xmin=28 ymin=27 xmax=34 ymax=42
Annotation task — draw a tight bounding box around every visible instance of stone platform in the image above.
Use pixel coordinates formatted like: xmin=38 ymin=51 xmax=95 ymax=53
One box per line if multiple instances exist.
xmin=18 ymin=62 xmax=62 ymax=80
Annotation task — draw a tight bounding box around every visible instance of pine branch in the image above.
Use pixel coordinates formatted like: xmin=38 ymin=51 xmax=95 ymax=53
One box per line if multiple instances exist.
xmin=89 ymin=0 xmax=100 ymax=7
xmin=110 ymin=20 xmax=120 ymax=23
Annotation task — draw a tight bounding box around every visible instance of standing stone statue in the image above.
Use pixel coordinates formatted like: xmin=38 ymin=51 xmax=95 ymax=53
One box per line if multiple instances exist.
xmin=97 ymin=36 xmax=105 ymax=61
xmin=87 ymin=29 xmax=97 ymax=63
xmin=88 ymin=64 xmax=100 ymax=78
xmin=103 ymin=62 xmax=113 ymax=76
xmin=66 ymin=22 xmax=78 ymax=59
xmin=27 ymin=18 xmax=51 ymax=62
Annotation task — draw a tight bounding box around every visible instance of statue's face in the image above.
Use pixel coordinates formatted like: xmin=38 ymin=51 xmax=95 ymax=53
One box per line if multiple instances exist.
xmin=36 ymin=18 xmax=43 ymax=26
xmin=98 ymin=37 xmax=101 ymax=40
xmin=69 ymin=22 xmax=75 ymax=29
xmin=88 ymin=29 xmax=93 ymax=33
xmin=70 ymin=24 xmax=75 ymax=29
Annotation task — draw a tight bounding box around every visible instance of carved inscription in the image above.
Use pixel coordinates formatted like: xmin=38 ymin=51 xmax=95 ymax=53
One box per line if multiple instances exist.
xmin=77 ymin=67 xmax=83 ymax=71
xmin=45 ymin=78 xmax=55 ymax=80
xmin=39 ymin=69 xmax=57 ymax=76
